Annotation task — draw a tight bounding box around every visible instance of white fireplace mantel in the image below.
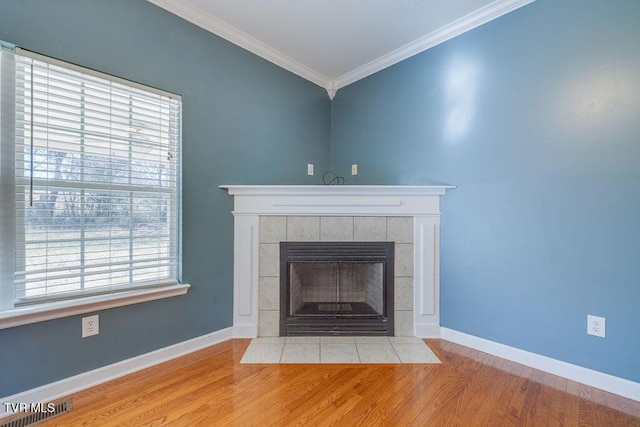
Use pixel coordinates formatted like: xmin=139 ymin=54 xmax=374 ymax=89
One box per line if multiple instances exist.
xmin=220 ymin=185 xmax=455 ymax=338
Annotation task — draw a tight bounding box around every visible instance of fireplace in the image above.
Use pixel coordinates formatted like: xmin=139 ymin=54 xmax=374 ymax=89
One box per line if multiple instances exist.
xmin=280 ymin=242 xmax=394 ymax=336
xmin=220 ymin=185 xmax=455 ymax=338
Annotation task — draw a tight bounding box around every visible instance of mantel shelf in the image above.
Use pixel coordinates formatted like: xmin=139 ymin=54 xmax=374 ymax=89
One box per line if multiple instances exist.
xmin=220 ymin=185 xmax=455 ymax=216
xmin=220 ymin=184 xmax=456 ymax=197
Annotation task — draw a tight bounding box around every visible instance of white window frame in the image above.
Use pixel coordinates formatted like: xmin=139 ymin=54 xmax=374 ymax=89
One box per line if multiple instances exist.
xmin=0 ymin=45 xmax=189 ymax=329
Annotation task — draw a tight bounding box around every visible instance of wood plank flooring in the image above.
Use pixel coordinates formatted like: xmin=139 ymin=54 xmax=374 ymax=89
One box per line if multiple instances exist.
xmin=26 ymin=339 xmax=640 ymax=426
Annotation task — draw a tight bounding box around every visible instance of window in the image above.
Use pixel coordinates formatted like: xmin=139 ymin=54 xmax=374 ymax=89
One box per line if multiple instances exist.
xmin=0 ymin=44 xmax=186 ymax=322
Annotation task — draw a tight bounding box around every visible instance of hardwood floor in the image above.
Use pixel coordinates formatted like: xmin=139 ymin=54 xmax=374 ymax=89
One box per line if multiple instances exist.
xmin=29 ymin=339 xmax=640 ymax=426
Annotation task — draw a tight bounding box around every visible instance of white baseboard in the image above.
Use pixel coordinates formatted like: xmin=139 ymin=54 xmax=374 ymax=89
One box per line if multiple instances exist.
xmin=440 ymin=327 xmax=640 ymax=402
xmin=0 ymin=327 xmax=233 ymax=419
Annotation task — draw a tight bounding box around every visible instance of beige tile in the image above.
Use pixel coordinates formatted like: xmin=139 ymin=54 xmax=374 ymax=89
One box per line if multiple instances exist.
xmin=240 ymin=342 xmax=284 ymax=364
xmin=260 ymin=216 xmax=286 ymax=243
xmin=258 ymin=310 xmax=279 ymax=337
xmin=354 ymin=336 xmax=390 ymax=344
xmin=354 ymin=216 xmax=386 ymax=241
xmin=259 ymin=244 xmax=279 ymax=277
xmin=259 ymin=277 xmax=280 ymax=310
xmin=287 ymin=216 xmax=320 ymax=241
xmin=394 ymin=277 xmax=413 ymax=311
xmin=320 ymin=216 xmax=354 ymax=241
xmin=242 ymin=337 xmax=440 ymax=364
xmin=386 ymin=217 xmax=413 ymax=243
xmin=281 ymin=343 xmax=320 ymax=363
xmin=394 ymin=244 xmax=413 ymax=277
xmin=391 ymin=343 xmax=440 ymax=363
xmin=394 ymin=310 xmax=414 ymax=337
xmin=252 ymin=337 xmax=286 ymax=344
xmin=286 ymin=336 xmax=320 ymax=344
xmin=321 ymin=343 xmax=360 ymax=363
xmin=320 ymin=336 xmax=355 ymax=344
xmin=355 ymin=342 xmax=400 ymax=363
xmin=389 ymin=336 xmax=423 ymax=344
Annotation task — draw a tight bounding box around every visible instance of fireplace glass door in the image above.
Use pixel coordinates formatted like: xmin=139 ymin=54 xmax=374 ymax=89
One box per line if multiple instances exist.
xmin=280 ymin=242 xmax=394 ymax=336
xmin=289 ymin=262 xmax=384 ymax=318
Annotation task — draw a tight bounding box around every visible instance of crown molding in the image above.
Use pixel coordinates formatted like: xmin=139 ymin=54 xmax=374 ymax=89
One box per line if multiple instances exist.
xmin=331 ymin=0 xmax=536 ymax=91
xmin=147 ymin=0 xmax=536 ymax=99
xmin=326 ymin=81 xmax=337 ymax=100
xmin=145 ymin=0 xmax=332 ymax=92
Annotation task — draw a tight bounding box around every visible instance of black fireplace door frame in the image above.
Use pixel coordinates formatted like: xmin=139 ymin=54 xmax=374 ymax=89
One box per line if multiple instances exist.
xmin=279 ymin=241 xmax=395 ymax=336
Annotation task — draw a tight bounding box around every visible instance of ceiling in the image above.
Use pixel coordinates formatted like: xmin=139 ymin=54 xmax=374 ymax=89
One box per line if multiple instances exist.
xmin=146 ymin=0 xmax=535 ymax=98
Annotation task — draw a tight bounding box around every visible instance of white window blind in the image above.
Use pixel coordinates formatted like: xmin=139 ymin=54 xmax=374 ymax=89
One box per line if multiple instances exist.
xmin=2 ymin=47 xmax=182 ymax=306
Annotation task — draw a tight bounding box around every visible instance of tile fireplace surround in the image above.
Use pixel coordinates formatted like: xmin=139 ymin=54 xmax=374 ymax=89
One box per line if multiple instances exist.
xmin=220 ymin=185 xmax=454 ymax=338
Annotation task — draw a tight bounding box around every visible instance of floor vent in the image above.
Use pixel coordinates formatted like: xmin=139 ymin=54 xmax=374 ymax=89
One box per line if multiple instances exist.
xmin=1 ymin=400 xmax=72 ymax=427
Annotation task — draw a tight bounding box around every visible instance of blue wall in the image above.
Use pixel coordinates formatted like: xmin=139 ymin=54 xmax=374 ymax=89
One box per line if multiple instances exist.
xmin=1 ymin=0 xmax=638 ymax=397
xmin=0 ymin=0 xmax=330 ymax=396
xmin=331 ymin=0 xmax=640 ymax=382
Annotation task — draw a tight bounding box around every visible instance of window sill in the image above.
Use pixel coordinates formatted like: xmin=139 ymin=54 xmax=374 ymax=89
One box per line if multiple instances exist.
xmin=0 ymin=283 xmax=190 ymax=330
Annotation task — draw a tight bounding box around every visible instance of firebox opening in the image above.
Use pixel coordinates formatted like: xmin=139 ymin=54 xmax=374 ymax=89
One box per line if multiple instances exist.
xmin=290 ymin=262 xmax=384 ymax=318
xmin=280 ymin=242 xmax=394 ymax=336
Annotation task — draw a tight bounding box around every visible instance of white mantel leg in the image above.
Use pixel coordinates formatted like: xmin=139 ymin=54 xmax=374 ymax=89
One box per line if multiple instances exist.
xmin=232 ymin=215 xmax=260 ymax=338
xmin=413 ymin=215 xmax=441 ymax=338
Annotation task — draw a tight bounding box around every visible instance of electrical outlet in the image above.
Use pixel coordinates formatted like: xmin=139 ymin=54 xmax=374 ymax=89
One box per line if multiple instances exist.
xmin=82 ymin=315 xmax=99 ymax=338
xmin=307 ymin=163 xmax=314 ymax=176
xmin=587 ymin=314 xmax=605 ymax=338
xmin=351 ymin=164 xmax=358 ymax=175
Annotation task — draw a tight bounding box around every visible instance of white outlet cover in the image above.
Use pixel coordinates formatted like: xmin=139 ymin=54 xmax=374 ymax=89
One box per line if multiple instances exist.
xmin=82 ymin=314 xmax=100 ymax=338
xmin=351 ymin=164 xmax=358 ymax=175
xmin=307 ymin=163 xmax=314 ymax=176
xmin=587 ymin=314 xmax=605 ymax=338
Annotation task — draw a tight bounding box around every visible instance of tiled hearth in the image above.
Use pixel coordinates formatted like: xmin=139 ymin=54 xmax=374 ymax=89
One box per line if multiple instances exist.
xmin=240 ymin=336 xmax=441 ymax=364
xmin=221 ymin=185 xmax=454 ymax=338
xmin=258 ymin=215 xmax=414 ymax=336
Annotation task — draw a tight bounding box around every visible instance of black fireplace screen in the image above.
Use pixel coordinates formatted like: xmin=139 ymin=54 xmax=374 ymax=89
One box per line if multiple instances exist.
xmin=280 ymin=242 xmax=394 ymax=336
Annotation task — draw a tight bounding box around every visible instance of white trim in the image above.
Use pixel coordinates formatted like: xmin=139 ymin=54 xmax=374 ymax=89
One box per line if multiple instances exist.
xmin=220 ymin=185 xmax=454 ymax=217
xmin=221 ymin=185 xmax=455 ymax=197
xmin=144 ymin=0 xmax=535 ymax=96
xmin=415 ymin=323 xmax=441 ymax=338
xmin=0 ymin=284 xmax=190 ymax=330
xmin=0 ymin=327 xmax=233 ymax=418
xmin=145 ymin=0 xmax=331 ymax=90
xmin=332 ymin=0 xmax=536 ymax=90
xmin=413 ymin=217 xmax=440 ymax=337
xmin=440 ymin=327 xmax=640 ymax=402
xmin=233 ymin=216 xmax=259 ymax=337
xmin=326 ymin=81 xmax=337 ymax=100
xmin=233 ymin=324 xmax=258 ymax=339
